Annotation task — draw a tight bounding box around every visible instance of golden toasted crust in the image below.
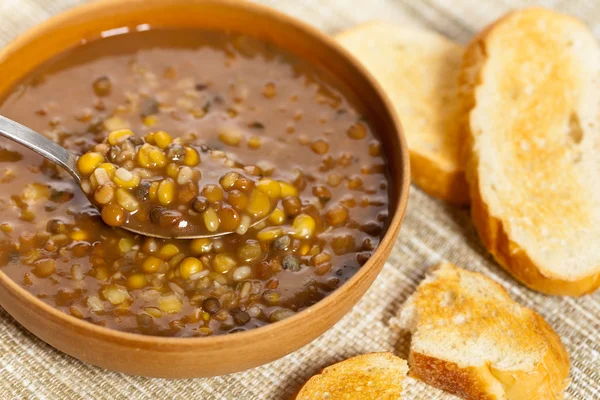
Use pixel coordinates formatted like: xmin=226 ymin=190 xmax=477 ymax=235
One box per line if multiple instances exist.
xmin=336 ymin=21 xmax=469 ymax=205
xmin=396 ymin=262 xmax=570 ymax=400
xmin=295 ymin=352 xmax=408 ymax=400
xmin=409 ymin=151 xmax=469 ymax=206
xmin=459 ymin=8 xmax=600 ymax=296
xmin=409 ymin=352 xmax=499 ymax=399
xmin=468 ymin=175 xmax=600 ymax=296
xmin=491 ymin=313 xmax=571 ymax=400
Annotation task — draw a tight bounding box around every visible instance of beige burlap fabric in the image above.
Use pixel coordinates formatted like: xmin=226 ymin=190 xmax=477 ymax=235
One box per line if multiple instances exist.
xmin=0 ymin=0 xmax=599 ymax=399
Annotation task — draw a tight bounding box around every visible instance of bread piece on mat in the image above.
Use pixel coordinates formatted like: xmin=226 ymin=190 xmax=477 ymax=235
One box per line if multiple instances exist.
xmin=392 ymin=262 xmax=570 ymax=399
xmin=459 ymin=8 xmax=600 ymax=295
xmin=336 ymin=22 xmax=468 ymax=204
xmin=296 ymin=352 xmax=408 ymax=399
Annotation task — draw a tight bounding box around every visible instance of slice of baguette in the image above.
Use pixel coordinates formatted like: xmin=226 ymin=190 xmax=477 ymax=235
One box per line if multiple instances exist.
xmin=392 ymin=262 xmax=570 ymax=400
xmin=459 ymin=8 xmax=600 ymax=295
xmin=295 ymin=352 xmax=408 ymax=400
xmin=336 ymin=22 xmax=469 ymax=205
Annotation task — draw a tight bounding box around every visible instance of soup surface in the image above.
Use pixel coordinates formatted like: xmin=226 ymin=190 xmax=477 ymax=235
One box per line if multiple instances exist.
xmin=0 ymin=29 xmax=389 ymax=336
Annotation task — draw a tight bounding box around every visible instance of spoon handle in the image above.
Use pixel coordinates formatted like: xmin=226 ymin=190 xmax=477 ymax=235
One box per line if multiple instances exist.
xmin=0 ymin=115 xmax=80 ymax=182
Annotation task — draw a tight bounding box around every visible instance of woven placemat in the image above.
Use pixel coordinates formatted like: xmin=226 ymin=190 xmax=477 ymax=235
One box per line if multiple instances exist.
xmin=0 ymin=1 xmax=599 ymax=399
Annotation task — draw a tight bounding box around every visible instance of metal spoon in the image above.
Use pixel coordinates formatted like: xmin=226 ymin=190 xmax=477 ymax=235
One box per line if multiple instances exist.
xmin=0 ymin=115 xmax=268 ymax=240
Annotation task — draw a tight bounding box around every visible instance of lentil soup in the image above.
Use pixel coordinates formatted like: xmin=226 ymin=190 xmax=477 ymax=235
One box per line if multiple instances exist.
xmin=0 ymin=29 xmax=389 ymax=337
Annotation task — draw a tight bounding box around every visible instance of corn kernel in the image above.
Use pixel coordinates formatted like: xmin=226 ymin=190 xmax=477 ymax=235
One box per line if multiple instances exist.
xmin=299 ymin=242 xmax=311 ymax=256
xmin=158 ymin=244 xmax=179 ymax=260
xmin=179 ymin=257 xmax=203 ymax=279
xmin=190 ymin=238 xmax=212 ymax=255
xmin=292 ymin=214 xmax=316 ymax=239
xmin=103 ymin=116 xmax=127 ymax=131
xmin=256 ymin=178 xmax=281 ymax=199
xmin=268 ymin=208 xmax=286 ymax=225
xmin=107 ymin=129 xmax=134 ymax=145
xmin=219 ymin=172 xmax=240 ymax=191
xmin=212 ymin=252 xmax=237 ymax=273
xmin=116 ymin=188 xmax=139 ymax=212
xmin=149 ymin=149 xmax=167 ymax=168
xmin=77 ymin=152 xmax=105 ymax=175
xmin=148 ymin=181 xmax=159 ymax=201
xmin=142 ymin=256 xmax=164 ymax=273
xmin=278 ymin=181 xmax=298 ymax=197
xmin=237 ymin=241 xmax=262 ymax=262
xmin=145 ymin=132 xmax=156 ymax=144
xmin=98 ymin=163 xmax=117 ymax=179
xmin=246 ymin=189 xmax=271 ymax=218
xmin=218 ymin=127 xmax=243 ymax=146
xmin=71 ymin=230 xmax=88 ymax=242
xmin=183 ymin=146 xmax=200 ymax=167
xmin=143 ymin=115 xmax=159 ymax=126
xmin=118 ymin=237 xmax=134 ymax=253
xmin=159 ymin=294 xmax=182 ymax=314
xmin=157 ymin=179 xmax=175 ymax=205
xmin=166 ymin=163 xmax=179 ymax=179
xmin=136 ymin=144 xmax=153 ymax=168
xmin=101 ymin=204 xmax=125 ymax=226
xmin=127 ymin=273 xmax=147 ymax=289
xmin=247 ymin=136 xmax=262 ymax=149
xmin=22 ymin=183 xmax=50 ymax=200
xmin=102 ymin=284 xmax=130 ymax=305
xmin=113 ymin=168 xmax=141 ymax=189
xmin=256 ymin=227 xmax=284 ymax=242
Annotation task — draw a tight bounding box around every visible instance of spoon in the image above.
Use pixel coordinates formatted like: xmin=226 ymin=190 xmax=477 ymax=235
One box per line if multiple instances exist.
xmin=0 ymin=115 xmax=270 ymax=240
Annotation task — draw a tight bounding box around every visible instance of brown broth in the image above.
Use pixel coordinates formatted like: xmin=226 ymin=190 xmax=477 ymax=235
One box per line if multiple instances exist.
xmin=0 ymin=29 xmax=389 ymax=336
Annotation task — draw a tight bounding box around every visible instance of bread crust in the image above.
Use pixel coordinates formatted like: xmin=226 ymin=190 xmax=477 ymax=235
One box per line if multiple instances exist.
xmin=397 ymin=262 xmax=571 ymax=400
xmin=336 ymin=22 xmax=469 ymax=205
xmin=409 ymin=352 xmax=499 ymax=399
xmin=410 ymin=150 xmax=469 ymax=205
xmin=459 ymin=8 xmax=600 ymax=296
xmin=295 ymin=352 xmax=408 ymax=400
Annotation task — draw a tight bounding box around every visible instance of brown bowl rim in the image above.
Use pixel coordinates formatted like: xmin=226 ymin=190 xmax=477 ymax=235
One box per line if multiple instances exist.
xmin=0 ymin=0 xmax=410 ymax=349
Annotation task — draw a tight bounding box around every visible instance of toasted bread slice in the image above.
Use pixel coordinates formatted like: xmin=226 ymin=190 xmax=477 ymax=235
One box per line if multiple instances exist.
xmin=336 ymin=22 xmax=469 ymax=204
xmin=392 ymin=262 xmax=570 ymax=400
xmin=459 ymin=8 xmax=600 ymax=295
xmin=296 ymin=352 xmax=408 ymax=400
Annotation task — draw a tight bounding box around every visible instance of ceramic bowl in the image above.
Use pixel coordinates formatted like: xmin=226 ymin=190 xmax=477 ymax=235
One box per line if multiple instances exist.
xmin=0 ymin=0 xmax=410 ymax=378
